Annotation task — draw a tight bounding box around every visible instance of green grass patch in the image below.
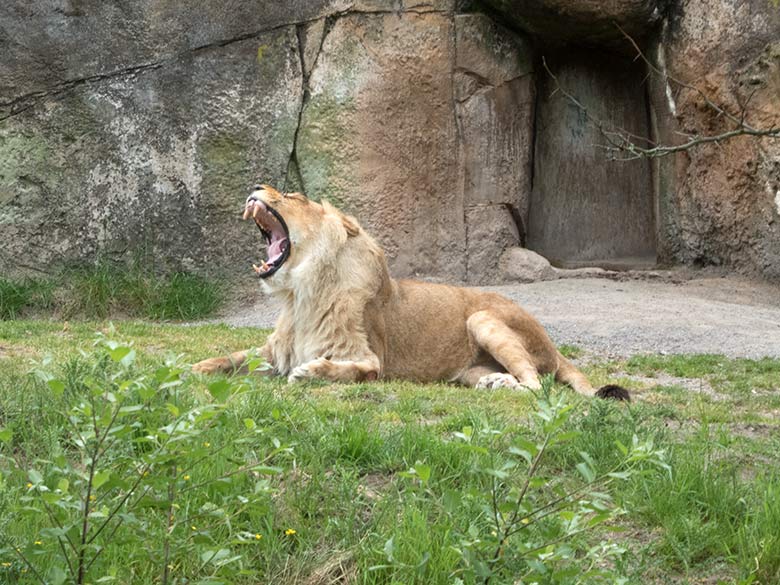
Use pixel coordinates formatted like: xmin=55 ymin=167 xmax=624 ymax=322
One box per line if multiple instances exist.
xmin=0 ymin=324 xmax=779 ymax=584
xmin=625 ymin=353 xmax=780 ymax=395
xmin=557 ymin=344 xmax=583 ymax=359
xmin=0 ymin=277 xmax=53 ymax=319
xmin=1 ymin=260 xmax=223 ymax=321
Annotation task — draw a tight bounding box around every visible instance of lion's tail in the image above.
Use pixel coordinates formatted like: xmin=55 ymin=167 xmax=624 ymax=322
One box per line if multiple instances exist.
xmin=555 ymin=352 xmax=630 ymax=401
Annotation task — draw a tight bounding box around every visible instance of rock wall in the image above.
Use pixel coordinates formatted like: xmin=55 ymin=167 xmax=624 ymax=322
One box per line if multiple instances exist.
xmin=1 ymin=0 xmax=779 ymax=283
xmin=649 ymin=0 xmax=780 ymax=279
xmin=0 ymin=0 xmax=533 ymax=282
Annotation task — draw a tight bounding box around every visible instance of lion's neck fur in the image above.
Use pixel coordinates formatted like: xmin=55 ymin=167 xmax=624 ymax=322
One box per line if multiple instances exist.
xmin=262 ymin=225 xmax=392 ymax=375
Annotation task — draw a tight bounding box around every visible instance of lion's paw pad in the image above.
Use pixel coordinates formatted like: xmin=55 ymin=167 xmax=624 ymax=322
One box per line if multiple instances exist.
xmin=288 ymin=358 xmax=329 ymax=383
xmin=288 ymin=365 xmax=312 ymax=383
xmin=476 ymin=373 xmax=521 ymax=390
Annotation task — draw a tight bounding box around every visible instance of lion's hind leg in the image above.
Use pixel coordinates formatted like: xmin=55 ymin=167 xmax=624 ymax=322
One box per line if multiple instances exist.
xmin=465 ymin=311 xmax=542 ymax=391
xmin=456 ymin=361 xmax=520 ymax=390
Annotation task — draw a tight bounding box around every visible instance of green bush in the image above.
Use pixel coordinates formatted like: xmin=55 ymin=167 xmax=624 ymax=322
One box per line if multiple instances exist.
xmin=364 ymin=380 xmax=670 ymax=584
xmin=0 ymin=336 xmax=287 ymax=584
xmin=0 ymin=342 xmax=670 ymax=585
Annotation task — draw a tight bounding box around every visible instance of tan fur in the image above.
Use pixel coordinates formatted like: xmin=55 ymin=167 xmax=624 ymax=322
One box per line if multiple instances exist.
xmin=192 ymin=186 xmax=598 ymax=395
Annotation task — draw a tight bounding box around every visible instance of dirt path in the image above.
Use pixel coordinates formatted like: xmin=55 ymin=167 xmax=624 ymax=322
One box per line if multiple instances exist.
xmin=210 ymin=276 xmax=780 ymax=359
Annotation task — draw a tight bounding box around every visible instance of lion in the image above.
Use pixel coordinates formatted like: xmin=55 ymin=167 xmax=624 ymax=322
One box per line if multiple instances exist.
xmin=192 ymin=184 xmax=628 ymax=400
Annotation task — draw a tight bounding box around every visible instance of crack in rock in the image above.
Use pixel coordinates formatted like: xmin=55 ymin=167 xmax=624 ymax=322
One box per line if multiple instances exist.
xmin=0 ymin=7 xmax=451 ymax=122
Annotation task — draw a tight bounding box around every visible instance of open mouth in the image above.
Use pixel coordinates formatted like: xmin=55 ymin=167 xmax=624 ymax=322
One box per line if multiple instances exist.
xmin=243 ymin=197 xmax=290 ymax=278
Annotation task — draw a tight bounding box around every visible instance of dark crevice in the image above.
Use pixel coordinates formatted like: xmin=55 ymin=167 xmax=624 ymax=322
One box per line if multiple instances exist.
xmin=284 ymin=15 xmax=336 ymax=196
xmin=0 ymin=61 xmax=164 ymax=121
xmin=450 ymin=11 xmax=469 ymax=280
xmin=284 ymin=24 xmax=310 ymax=196
xmin=503 ymin=202 xmax=526 ymax=247
xmin=527 ymin=65 xmax=539 ymax=239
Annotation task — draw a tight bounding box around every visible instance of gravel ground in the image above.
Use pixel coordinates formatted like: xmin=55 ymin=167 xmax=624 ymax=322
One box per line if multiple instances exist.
xmin=208 ymin=276 xmax=780 ymax=359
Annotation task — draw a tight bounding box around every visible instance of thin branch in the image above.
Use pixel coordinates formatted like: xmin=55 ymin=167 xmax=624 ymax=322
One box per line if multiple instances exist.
xmin=614 ymin=22 xmax=756 ymax=132
xmin=10 ymin=545 xmax=47 ymax=585
xmin=541 ymin=29 xmax=780 ymax=161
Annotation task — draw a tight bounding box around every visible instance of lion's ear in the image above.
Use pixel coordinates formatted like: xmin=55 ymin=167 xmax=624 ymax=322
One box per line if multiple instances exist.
xmin=340 ymin=214 xmax=360 ymax=237
xmin=322 ymin=200 xmax=360 ymax=238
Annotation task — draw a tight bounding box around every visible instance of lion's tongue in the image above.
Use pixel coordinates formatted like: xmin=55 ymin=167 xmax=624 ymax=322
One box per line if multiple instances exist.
xmin=267 ymin=237 xmax=287 ymax=263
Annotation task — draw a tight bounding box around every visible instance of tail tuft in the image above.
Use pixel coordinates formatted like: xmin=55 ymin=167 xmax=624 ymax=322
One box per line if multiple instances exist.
xmin=595 ymin=385 xmax=631 ymax=401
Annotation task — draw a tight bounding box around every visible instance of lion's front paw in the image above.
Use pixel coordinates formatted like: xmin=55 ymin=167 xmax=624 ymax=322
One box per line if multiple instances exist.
xmin=192 ymin=358 xmax=227 ymax=374
xmin=476 ymin=372 xmax=522 ymax=390
xmin=288 ymin=357 xmax=330 ymax=383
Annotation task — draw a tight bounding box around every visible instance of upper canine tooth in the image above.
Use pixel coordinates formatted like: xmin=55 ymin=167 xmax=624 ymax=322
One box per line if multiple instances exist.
xmin=253 ymin=205 xmax=261 ymax=219
xmin=243 ymin=204 xmax=253 ymax=220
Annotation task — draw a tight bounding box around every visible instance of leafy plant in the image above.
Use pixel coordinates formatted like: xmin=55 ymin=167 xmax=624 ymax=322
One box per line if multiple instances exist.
xmin=373 ymin=379 xmax=670 ymax=584
xmin=0 ymin=333 xmax=288 ymax=584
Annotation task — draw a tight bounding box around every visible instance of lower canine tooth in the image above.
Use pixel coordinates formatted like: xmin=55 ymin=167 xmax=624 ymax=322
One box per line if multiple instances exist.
xmin=243 ymin=205 xmax=253 ymax=220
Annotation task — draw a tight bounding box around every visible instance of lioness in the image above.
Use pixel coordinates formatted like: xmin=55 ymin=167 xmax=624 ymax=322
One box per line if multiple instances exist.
xmin=193 ymin=185 xmax=628 ymax=400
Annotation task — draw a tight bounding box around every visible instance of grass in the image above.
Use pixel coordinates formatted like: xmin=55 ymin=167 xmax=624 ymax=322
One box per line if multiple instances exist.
xmin=1 ymin=260 xmax=223 ymax=321
xmin=0 ymin=278 xmax=54 ymax=320
xmin=0 ymin=322 xmax=779 ymax=583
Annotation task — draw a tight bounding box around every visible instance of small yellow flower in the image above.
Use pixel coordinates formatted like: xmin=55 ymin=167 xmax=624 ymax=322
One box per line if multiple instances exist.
xmin=191 ymin=525 xmax=197 ymax=531
xmin=183 ymin=475 xmax=191 ymax=481
xmin=521 ymin=517 xmax=530 ymax=525
xmin=142 ymin=470 xmax=149 ymax=477
xmin=34 ymin=540 xmax=42 ymax=545
xmin=254 ymin=533 xmax=262 ymax=540
xmin=2 ymin=562 xmax=11 ymax=567
xmin=89 ymin=495 xmax=96 ymax=502
xmin=203 ymin=442 xmax=211 ymax=448
xmin=26 ymin=482 xmax=33 ymax=489
xmin=285 ymin=528 xmax=296 ymax=536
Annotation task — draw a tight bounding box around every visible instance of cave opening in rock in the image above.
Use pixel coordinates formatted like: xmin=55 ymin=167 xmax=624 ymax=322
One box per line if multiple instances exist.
xmin=526 ymin=50 xmax=658 ymax=270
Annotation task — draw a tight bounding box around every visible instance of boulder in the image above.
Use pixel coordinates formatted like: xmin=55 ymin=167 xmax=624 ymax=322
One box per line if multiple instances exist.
xmin=454 ymin=14 xmax=535 ymax=283
xmin=295 ymin=11 xmax=465 ymax=278
xmin=499 ymin=247 xmax=556 ymax=282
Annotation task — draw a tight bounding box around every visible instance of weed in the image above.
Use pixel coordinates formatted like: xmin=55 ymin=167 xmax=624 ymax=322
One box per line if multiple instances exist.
xmin=737 ymin=477 xmax=780 ymax=584
xmin=0 ymin=277 xmax=53 ymax=320
xmin=625 ymin=354 xmax=780 ymax=395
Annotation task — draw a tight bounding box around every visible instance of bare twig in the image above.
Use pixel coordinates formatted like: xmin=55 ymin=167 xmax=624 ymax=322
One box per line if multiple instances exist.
xmin=541 ymin=27 xmax=780 ymax=160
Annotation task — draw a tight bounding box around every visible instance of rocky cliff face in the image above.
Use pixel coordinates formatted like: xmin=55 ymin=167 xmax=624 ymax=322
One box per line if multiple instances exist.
xmin=650 ymin=0 xmax=780 ymax=279
xmin=1 ymin=0 xmax=778 ymax=282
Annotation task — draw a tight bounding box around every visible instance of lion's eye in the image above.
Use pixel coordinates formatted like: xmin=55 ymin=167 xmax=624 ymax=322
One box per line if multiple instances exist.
xmin=253 ymin=184 xmax=262 ymax=191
